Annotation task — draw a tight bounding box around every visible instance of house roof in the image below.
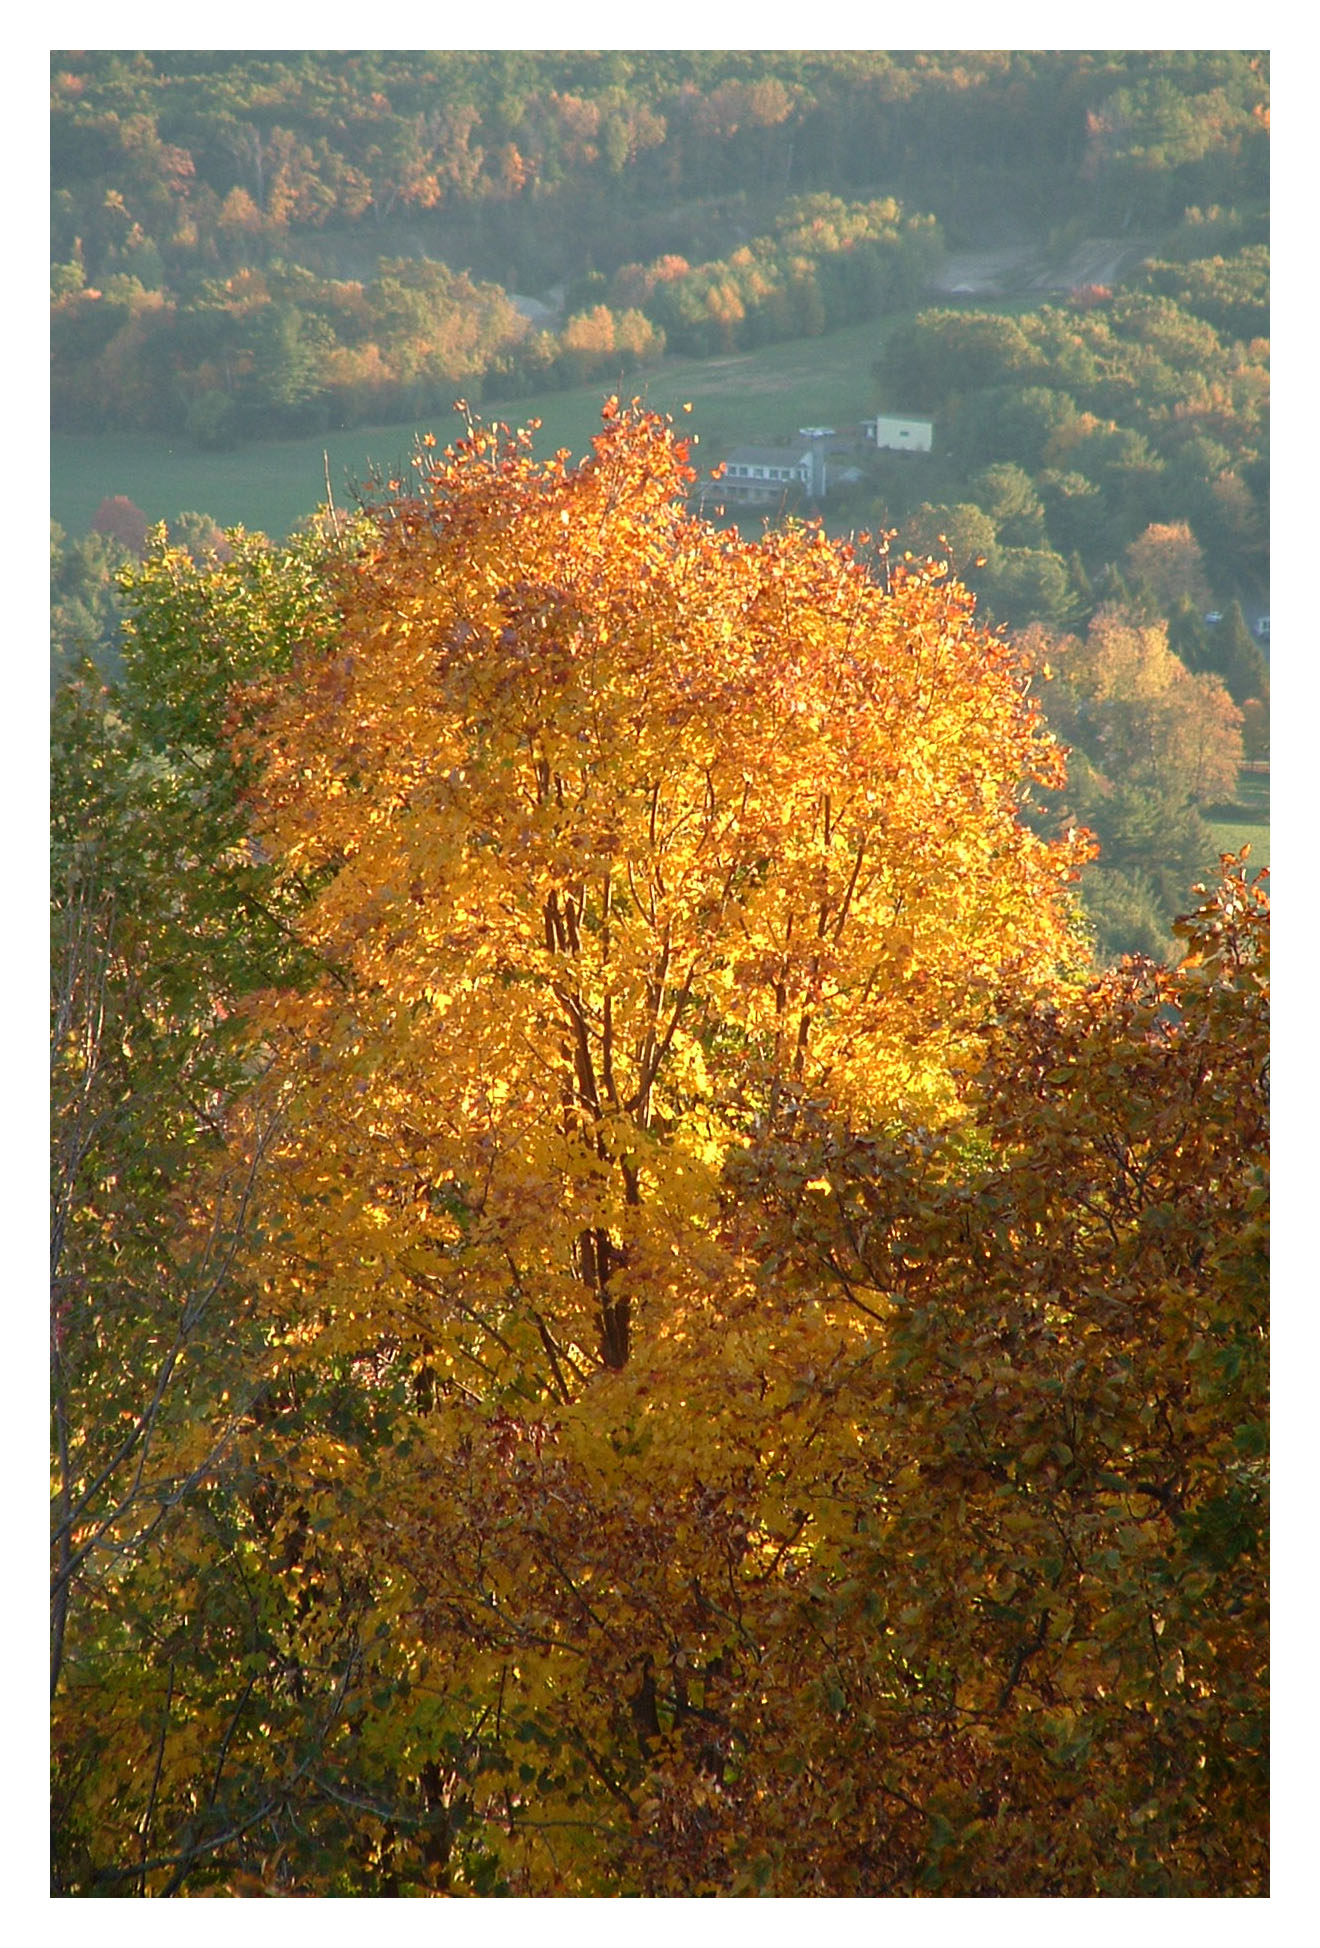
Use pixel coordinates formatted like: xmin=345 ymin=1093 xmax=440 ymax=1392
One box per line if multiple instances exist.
xmin=725 ymin=444 xmax=811 ymax=467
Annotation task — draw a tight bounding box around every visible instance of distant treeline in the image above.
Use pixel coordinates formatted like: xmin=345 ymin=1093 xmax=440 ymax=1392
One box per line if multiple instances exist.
xmin=50 ymin=194 xmax=938 ymax=443
xmin=51 ymin=50 xmax=1268 ymax=442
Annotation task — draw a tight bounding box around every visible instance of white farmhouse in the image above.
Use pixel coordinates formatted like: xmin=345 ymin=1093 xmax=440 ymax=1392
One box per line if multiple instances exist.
xmin=863 ymin=414 xmax=934 ymax=454
xmin=718 ymin=441 xmax=824 ymax=503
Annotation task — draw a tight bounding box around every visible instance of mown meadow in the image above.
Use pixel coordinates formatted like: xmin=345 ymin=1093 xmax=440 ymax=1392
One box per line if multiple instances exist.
xmin=51 ymin=320 xmax=892 ymax=541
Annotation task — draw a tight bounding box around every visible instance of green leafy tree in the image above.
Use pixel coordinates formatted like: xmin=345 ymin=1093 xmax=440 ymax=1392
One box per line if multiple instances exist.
xmin=51 ymin=521 xmax=128 ymax=684
xmin=901 ymin=501 xmax=1000 ymax=580
xmin=968 ymin=463 xmax=1047 ymax=549
xmin=981 ymin=546 xmax=1076 ymax=629
xmin=184 ymin=388 xmax=238 ymax=451
xmin=241 ymin=301 xmax=330 ymax=431
xmin=169 ymin=511 xmax=231 ymax=563
xmin=51 ymin=522 xmax=378 ymax=1896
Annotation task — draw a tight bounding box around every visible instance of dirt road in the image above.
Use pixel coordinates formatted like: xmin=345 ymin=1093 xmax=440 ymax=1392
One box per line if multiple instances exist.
xmin=931 ymin=237 xmax=1150 ymax=299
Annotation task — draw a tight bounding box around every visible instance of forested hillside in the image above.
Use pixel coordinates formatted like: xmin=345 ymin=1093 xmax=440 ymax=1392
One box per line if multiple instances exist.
xmin=52 ymin=51 xmax=1268 ymax=441
xmin=52 ymin=58 xmax=1269 ymax=1898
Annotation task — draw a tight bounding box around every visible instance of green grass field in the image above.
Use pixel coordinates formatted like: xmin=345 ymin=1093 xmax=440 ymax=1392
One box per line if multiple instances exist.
xmin=1206 ymin=768 xmax=1270 ymax=873
xmin=51 ymin=320 xmax=894 ymax=542
xmin=1206 ymin=824 xmax=1270 ymax=872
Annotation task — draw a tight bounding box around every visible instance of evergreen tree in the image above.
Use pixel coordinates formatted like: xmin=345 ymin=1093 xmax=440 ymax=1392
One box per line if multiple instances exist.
xmin=1206 ymin=600 xmax=1269 ymax=706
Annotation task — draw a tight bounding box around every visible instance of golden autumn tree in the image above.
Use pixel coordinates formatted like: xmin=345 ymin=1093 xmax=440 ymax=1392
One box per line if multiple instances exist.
xmin=1049 ymin=606 xmax=1243 ymax=807
xmin=235 ymin=403 xmax=1086 ymax=1397
xmin=177 ymin=402 xmax=1102 ymax=1893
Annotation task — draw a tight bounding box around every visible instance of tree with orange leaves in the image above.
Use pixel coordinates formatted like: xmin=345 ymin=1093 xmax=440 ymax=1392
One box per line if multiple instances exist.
xmin=129 ymin=400 xmax=1097 ymax=1894
xmin=235 ymin=401 xmax=1085 ymax=1395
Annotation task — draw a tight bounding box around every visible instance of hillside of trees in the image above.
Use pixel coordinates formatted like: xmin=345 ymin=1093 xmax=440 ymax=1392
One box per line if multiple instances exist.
xmin=51 ymin=409 xmax=1267 ymax=1896
xmin=856 ymin=244 xmax=1269 ymax=962
xmin=52 ymin=51 xmax=1268 ymax=442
